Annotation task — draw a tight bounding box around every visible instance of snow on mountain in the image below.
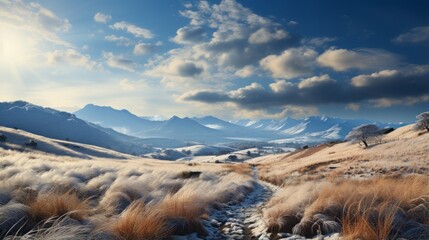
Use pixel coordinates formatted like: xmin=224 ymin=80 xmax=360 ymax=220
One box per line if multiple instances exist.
xmin=144 ymin=116 xmax=224 ymax=143
xmin=74 ymin=104 xmax=159 ymax=136
xmin=193 ymin=116 xmax=276 ymax=141
xmin=0 ymin=101 xmax=152 ymax=155
xmin=73 ymin=103 xmax=405 ymax=145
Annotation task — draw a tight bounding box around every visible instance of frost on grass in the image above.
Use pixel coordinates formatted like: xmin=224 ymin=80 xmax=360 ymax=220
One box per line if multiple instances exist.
xmin=0 ymin=150 xmax=255 ymax=239
xmin=262 ymin=176 xmax=429 ymax=239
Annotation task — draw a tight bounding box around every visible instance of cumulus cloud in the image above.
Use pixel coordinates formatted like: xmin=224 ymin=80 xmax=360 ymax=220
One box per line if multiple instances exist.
xmin=133 ymin=41 xmax=162 ymax=56
xmin=248 ymin=28 xmax=288 ymax=44
xmin=269 ymin=80 xmax=294 ymax=93
xmin=298 ymin=74 xmax=335 ymax=89
xmin=94 ymin=12 xmax=112 ymax=23
xmin=46 ymin=49 xmax=97 ymax=69
xmin=110 ymin=21 xmax=153 ymax=39
xmin=260 ymin=48 xmax=317 ymax=79
xmin=103 ymin=52 xmax=136 ymax=72
xmin=370 ymin=95 xmax=429 ymax=108
xmin=146 ymin=57 xmax=205 ymax=83
xmin=234 ymin=65 xmax=255 ymax=78
xmin=172 ymin=26 xmax=206 ymax=44
xmin=105 ymin=35 xmax=132 ymax=46
xmin=181 ymin=65 xmax=429 ymax=110
xmin=393 ymin=26 xmax=429 ymax=45
xmin=317 ymin=48 xmax=400 ymax=71
xmin=145 ymin=0 xmax=299 ymax=87
xmin=0 ymin=1 xmax=71 ymax=46
xmin=349 ymin=66 xmax=429 ymax=101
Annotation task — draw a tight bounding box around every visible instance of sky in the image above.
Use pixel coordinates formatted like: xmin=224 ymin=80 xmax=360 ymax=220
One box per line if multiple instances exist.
xmin=0 ymin=0 xmax=428 ymax=122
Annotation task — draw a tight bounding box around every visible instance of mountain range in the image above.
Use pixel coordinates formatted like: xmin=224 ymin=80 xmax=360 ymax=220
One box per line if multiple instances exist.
xmin=0 ymin=101 xmax=405 ymax=156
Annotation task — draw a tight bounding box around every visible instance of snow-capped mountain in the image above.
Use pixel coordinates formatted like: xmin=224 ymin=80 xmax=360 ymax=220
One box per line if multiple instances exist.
xmin=192 ymin=116 xmax=274 ymax=140
xmin=74 ymin=104 xmax=160 ymax=136
xmin=144 ymin=116 xmax=224 ymax=143
xmin=71 ymin=103 xmax=405 ymax=144
xmin=0 ymin=101 xmax=153 ymax=155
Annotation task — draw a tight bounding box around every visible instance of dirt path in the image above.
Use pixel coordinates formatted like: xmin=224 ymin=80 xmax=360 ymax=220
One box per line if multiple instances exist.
xmin=202 ymin=166 xmax=278 ymax=240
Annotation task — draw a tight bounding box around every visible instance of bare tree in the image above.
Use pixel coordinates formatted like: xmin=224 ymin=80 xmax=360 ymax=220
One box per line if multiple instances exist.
xmin=346 ymin=124 xmax=380 ymax=148
xmin=415 ymin=111 xmax=429 ymax=132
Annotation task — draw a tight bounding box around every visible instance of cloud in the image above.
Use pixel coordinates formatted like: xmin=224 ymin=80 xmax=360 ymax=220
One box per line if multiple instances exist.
xmin=179 ymin=90 xmax=230 ymax=103
xmin=46 ymin=49 xmax=97 ymax=69
xmin=302 ymin=37 xmax=336 ymax=47
xmin=287 ymin=21 xmax=298 ymax=26
xmin=105 ymin=35 xmax=132 ymax=46
xmin=176 ymin=62 xmax=203 ymax=77
xmin=298 ymin=74 xmax=335 ymax=89
xmin=350 ymin=66 xmax=429 ymax=100
xmin=0 ymin=1 xmax=71 ymax=46
xmin=110 ymin=21 xmax=153 ymax=39
xmin=145 ymin=57 xmax=205 ymax=88
xmin=369 ymin=95 xmax=429 ymax=108
xmin=119 ymin=78 xmax=145 ymax=91
xmin=172 ymin=26 xmax=206 ymax=44
xmin=248 ymin=28 xmax=288 ymax=44
xmin=94 ymin=12 xmax=112 ymax=24
xmin=393 ymin=26 xmax=429 ymax=45
xmin=181 ymin=65 xmax=429 ymax=110
xmin=103 ymin=52 xmax=136 ymax=72
xmin=30 ymin=3 xmax=71 ymax=32
xmin=351 ymin=69 xmax=398 ymax=87
xmin=317 ymin=48 xmax=400 ymax=71
xmin=145 ymin=0 xmax=300 ymax=88
xmin=346 ymin=103 xmax=360 ymax=111
xmin=260 ymin=47 xmax=317 ymax=79
xmin=133 ymin=41 xmax=162 ymax=56
xmin=234 ymin=65 xmax=255 ymax=78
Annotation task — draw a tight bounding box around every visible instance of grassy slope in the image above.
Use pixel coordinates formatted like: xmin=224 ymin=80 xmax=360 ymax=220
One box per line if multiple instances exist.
xmin=250 ymin=124 xmax=429 ymax=239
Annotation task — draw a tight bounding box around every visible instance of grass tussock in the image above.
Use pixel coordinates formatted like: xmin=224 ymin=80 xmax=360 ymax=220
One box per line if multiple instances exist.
xmin=108 ymin=201 xmax=171 ymax=240
xmin=29 ymin=191 xmax=90 ymax=222
xmin=342 ymin=201 xmax=401 ymax=240
xmin=158 ymin=192 xmax=208 ymax=236
xmin=223 ymin=163 xmax=252 ymax=176
xmin=264 ymin=175 xmax=429 ymax=239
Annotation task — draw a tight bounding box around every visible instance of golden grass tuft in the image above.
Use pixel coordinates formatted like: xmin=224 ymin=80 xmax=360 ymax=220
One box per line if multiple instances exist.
xmin=223 ymin=163 xmax=252 ymax=176
xmin=158 ymin=192 xmax=208 ymax=236
xmin=108 ymin=201 xmax=171 ymax=240
xmin=29 ymin=191 xmax=90 ymax=221
xmin=342 ymin=200 xmax=401 ymax=240
xmin=263 ymin=175 xmax=429 ymax=238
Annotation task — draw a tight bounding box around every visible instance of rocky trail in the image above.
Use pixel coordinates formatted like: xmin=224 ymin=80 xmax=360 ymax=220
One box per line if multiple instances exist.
xmin=201 ymin=166 xmax=278 ymax=240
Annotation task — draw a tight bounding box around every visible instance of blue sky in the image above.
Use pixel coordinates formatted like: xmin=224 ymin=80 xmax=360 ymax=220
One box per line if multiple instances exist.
xmin=0 ymin=0 xmax=428 ymax=122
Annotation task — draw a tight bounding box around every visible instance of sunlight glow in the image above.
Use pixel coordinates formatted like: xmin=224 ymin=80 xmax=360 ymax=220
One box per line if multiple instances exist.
xmin=0 ymin=27 xmax=30 ymax=65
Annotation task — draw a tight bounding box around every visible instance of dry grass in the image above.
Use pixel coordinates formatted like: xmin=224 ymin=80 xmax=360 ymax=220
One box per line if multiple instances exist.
xmin=158 ymin=192 xmax=208 ymax=236
xmin=223 ymin=163 xmax=252 ymax=176
xmin=252 ymin=124 xmax=429 ymax=187
xmin=263 ymin=175 xmax=429 ymax=238
xmin=0 ymin=148 xmax=256 ymax=239
xmin=108 ymin=201 xmax=171 ymax=240
xmin=342 ymin=200 xmax=400 ymax=240
xmin=29 ymin=191 xmax=90 ymax=222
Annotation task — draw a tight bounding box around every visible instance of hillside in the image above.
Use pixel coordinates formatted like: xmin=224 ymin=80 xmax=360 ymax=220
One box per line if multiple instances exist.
xmin=250 ymin=124 xmax=429 ymax=184
xmin=244 ymin=123 xmax=429 ymax=238
xmin=0 ymin=122 xmax=428 ymax=239
xmin=0 ymin=101 xmax=152 ymax=155
xmin=0 ymin=126 xmax=134 ymax=159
